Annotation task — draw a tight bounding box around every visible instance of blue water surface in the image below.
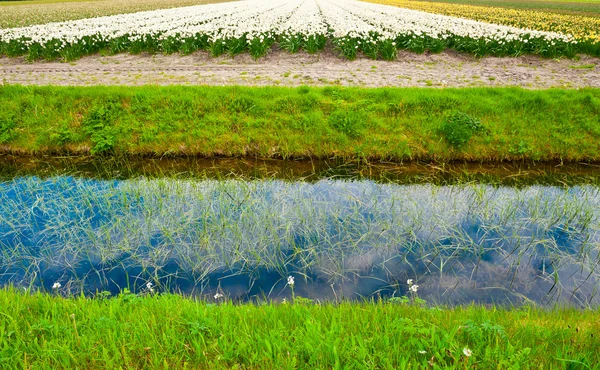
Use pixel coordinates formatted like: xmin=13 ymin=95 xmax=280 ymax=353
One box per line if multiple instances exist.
xmin=0 ymin=176 xmax=598 ymax=306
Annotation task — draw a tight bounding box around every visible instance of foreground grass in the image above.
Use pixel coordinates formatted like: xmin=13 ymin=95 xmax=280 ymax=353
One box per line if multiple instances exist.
xmin=0 ymin=288 xmax=598 ymax=369
xmin=0 ymin=0 xmax=231 ymax=28
xmin=1 ymin=85 xmax=600 ymax=161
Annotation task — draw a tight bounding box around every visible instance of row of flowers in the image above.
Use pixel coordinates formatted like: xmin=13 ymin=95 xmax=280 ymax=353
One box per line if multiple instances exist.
xmin=0 ymin=0 xmax=588 ymax=61
xmin=0 ymin=0 xmax=234 ymax=29
xmin=365 ymin=0 xmax=600 ymax=47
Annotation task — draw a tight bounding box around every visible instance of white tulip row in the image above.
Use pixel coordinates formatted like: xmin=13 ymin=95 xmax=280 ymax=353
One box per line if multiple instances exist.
xmin=0 ymin=0 xmax=578 ymax=60
xmin=277 ymin=0 xmax=328 ymax=41
xmin=329 ymin=0 xmax=572 ymax=44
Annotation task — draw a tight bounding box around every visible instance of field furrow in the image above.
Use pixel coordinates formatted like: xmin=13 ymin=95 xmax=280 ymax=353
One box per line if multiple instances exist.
xmin=1 ymin=50 xmax=598 ymax=88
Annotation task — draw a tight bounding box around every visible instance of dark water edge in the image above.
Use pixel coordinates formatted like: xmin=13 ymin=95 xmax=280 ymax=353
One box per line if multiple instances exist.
xmin=1 ymin=175 xmax=599 ymax=307
xmin=2 ymin=154 xmax=600 ymax=185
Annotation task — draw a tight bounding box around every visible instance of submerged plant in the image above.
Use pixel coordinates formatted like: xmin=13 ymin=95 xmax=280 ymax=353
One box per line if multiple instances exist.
xmin=0 ymin=177 xmax=598 ymax=306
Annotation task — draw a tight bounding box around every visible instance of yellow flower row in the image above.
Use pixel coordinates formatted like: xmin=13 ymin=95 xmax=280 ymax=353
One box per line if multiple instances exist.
xmin=364 ymin=0 xmax=600 ymax=43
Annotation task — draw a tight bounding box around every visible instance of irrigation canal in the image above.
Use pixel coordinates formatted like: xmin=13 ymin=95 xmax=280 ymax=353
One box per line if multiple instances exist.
xmin=1 ymin=157 xmax=599 ymax=306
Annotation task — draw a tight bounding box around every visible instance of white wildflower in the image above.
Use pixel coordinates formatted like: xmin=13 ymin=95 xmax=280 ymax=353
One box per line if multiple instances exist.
xmin=52 ymin=282 xmax=61 ymax=289
xmin=463 ymin=347 xmax=472 ymax=357
xmin=407 ymin=279 xmax=413 ymax=285
xmin=410 ymin=284 xmax=419 ymax=293
xmin=287 ymin=275 xmax=295 ymax=286
xmin=214 ymin=293 xmax=224 ymax=299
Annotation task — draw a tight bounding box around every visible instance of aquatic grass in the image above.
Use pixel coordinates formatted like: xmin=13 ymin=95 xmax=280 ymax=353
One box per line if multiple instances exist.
xmin=0 ymin=177 xmax=599 ymax=306
xmin=0 ymin=286 xmax=599 ymax=369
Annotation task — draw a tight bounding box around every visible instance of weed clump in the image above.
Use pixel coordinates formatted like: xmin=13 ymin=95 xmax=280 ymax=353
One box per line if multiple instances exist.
xmin=228 ymin=96 xmax=256 ymax=113
xmin=82 ymin=100 xmax=122 ymax=154
xmin=439 ymin=111 xmax=483 ymax=149
xmin=49 ymin=121 xmax=74 ymax=146
xmin=329 ymin=109 xmax=367 ymax=138
xmin=0 ymin=113 xmax=16 ymax=144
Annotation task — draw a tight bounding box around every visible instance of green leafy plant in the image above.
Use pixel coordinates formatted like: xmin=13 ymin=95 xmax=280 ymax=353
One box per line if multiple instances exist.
xmin=509 ymin=140 xmax=531 ymax=155
xmin=82 ymin=100 xmax=121 ymax=154
xmin=439 ymin=111 xmax=483 ymax=149
xmin=49 ymin=121 xmax=74 ymax=145
xmin=389 ymin=296 xmax=410 ymax=304
xmin=462 ymin=320 xmax=508 ymax=343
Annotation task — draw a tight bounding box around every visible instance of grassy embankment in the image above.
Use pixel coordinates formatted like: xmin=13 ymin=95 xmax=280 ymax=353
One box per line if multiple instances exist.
xmin=1 ymin=85 xmax=599 ymax=162
xmin=0 ymin=287 xmax=598 ymax=369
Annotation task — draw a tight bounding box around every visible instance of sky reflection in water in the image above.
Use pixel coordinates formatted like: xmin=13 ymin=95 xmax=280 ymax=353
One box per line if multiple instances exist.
xmin=0 ymin=176 xmax=599 ymax=306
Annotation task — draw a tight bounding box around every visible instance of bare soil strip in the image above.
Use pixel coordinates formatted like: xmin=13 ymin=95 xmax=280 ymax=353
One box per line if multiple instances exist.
xmin=1 ymin=49 xmax=598 ymax=88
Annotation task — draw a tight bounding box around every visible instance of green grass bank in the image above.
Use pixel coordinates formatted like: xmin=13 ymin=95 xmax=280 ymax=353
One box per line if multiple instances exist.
xmin=1 ymin=85 xmax=599 ymax=162
xmin=0 ymin=288 xmax=598 ymax=369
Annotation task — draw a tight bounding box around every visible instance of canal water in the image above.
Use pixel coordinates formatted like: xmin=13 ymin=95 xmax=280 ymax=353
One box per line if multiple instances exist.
xmin=1 ymin=166 xmax=599 ymax=306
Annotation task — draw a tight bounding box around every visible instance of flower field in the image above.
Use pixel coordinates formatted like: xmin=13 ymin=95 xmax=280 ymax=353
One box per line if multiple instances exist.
xmin=366 ymin=0 xmax=600 ymax=48
xmin=0 ymin=0 xmax=232 ymax=29
xmin=0 ymin=0 xmax=593 ymax=61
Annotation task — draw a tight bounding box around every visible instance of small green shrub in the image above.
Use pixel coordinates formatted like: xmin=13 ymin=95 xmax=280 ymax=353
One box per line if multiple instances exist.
xmin=439 ymin=111 xmax=483 ymax=149
xmin=329 ymin=109 xmax=367 ymax=138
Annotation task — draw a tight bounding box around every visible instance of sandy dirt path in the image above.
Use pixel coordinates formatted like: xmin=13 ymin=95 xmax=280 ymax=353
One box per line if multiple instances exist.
xmin=1 ymin=49 xmax=598 ymax=88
